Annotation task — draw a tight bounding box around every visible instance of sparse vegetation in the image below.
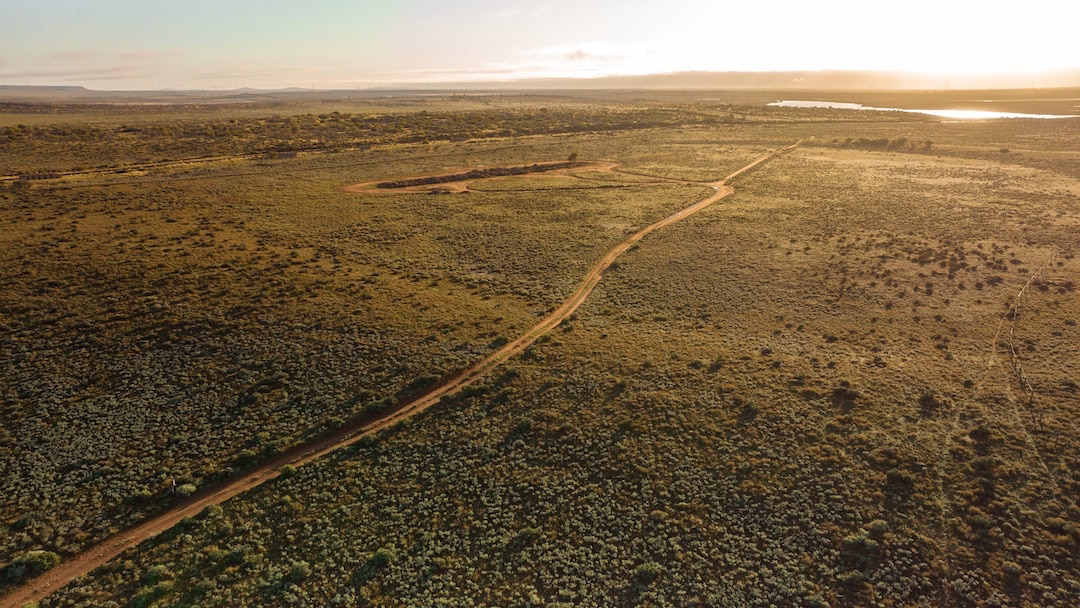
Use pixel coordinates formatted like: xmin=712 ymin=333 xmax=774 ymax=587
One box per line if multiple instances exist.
xmin=1 ymin=93 xmax=1077 ymax=607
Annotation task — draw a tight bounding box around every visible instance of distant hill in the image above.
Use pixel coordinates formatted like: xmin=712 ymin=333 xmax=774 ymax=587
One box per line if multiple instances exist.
xmin=0 ymin=85 xmax=88 ymax=91
xmin=0 ymin=85 xmax=93 ymax=99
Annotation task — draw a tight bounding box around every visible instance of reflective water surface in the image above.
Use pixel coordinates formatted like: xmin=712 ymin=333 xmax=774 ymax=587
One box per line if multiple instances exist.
xmin=768 ymin=100 xmax=1079 ymax=120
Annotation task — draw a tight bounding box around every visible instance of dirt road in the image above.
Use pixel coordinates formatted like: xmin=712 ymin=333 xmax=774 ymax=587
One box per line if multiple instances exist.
xmin=0 ymin=142 xmax=797 ymax=608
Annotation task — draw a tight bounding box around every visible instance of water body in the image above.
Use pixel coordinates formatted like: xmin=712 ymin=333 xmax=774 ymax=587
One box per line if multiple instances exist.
xmin=768 ymin=100 xmax=1079 ymax=120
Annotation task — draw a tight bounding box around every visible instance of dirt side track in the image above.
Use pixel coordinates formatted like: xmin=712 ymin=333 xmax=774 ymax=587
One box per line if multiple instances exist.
xmin=0 ymin=142 xmax=798 ymax=608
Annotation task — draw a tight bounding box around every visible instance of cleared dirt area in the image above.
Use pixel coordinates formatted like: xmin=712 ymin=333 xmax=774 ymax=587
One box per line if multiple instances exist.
xmin=342 ymin=161 xmax=626 ymax=193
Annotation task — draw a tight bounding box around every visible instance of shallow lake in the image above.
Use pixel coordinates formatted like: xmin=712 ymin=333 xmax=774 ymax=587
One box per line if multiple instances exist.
xmin=768 ymin=100 xmax=1079 ymax=120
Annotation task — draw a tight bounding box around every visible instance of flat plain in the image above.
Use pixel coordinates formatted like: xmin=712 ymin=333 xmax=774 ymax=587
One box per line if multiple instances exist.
xmin=1 ymin=91 xmax=1077 ymax=607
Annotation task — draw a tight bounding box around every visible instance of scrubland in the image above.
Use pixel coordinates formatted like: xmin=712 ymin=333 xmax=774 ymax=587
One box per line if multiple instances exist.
xmin=0 ymin=96 xmax=1076 ymax=607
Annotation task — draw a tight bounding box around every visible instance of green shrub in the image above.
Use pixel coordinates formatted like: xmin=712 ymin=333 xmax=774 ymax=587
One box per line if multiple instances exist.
xmin=509 ymin=527 xmax=543 ymax=549
xmin=507 ymin=417 xmax=533 ymax=440
xmin=885 ymin=468 xmax=915 ymax=493
xmin=842 ymin=531 xmax=878 ymax=553
xmin=352 ymin=546 xmax=396 ymax=585
xmin=866 ymin=519 xmax=888 ymax=538
xmin=1002 ymin=560 xmax=1022 ymax=577
xmin=368 ymin=547 xmax=395 ymax=571
xmin=286 ymin=560 xmax=312 ymax=582
xmin=142 ymin=564 xmax=174 ymax=585
xmin=838 ymin=570 xmax=867 ymax=587
xmin=633 ymin=561 xmax=663 ymax=584
xmin=130 ymin=581 xmax=175 ymax=608
xmin=4 ymin=550 xmax=61 ymax=580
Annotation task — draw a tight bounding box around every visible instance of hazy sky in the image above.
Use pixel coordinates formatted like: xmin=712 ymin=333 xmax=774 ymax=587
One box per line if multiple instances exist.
xmin=2 ymin=0 xmax=1078 ymax=89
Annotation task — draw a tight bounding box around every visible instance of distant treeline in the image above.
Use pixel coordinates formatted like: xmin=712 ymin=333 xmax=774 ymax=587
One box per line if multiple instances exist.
xmin=376 ymin=162 xmax=581 ymax=188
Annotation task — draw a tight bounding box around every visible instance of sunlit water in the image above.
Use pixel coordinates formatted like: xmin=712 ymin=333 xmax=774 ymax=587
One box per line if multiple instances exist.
xmin=768 ymin=100 xmax=1079 ymax=120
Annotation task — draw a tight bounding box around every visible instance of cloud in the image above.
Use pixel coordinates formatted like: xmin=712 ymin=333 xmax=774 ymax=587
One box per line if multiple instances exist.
xmin=42 ymin=49 xmax=103 ymax=63
xmin=0 ymin=48 xmax=187 ymax=85
xmin=0 ymin=65 xmax=151 ymax=81
xmin=449 ymin=41 xmax=663 ymax=81
xmin=195 ymin=65 xmax=334 ymax=81
xmin=70 ymin=72 xmax=152 ymax=82
xmin=381 ymin=67 xmax=523 ymax=77
xmin=523 ymin=42 xmax=638 ymax=62
xmin=495 ymin=4 xmax=552 ymax=21
xmin=363 ymin=42 xmax=663 ymax=84
xmin=39 ymin=49 xmax=184 ymax=64
xmin=119 ymin=50 xmax=184 ymax=62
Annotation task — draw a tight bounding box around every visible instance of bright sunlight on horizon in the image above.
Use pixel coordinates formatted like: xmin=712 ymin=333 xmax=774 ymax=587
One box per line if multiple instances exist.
xmin=3 ymin=0 xmax=1079 ymax=89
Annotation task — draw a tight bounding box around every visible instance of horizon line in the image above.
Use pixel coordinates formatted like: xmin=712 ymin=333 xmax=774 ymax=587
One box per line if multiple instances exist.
xmin=2 ymin=67 xmax=1079 ymax=94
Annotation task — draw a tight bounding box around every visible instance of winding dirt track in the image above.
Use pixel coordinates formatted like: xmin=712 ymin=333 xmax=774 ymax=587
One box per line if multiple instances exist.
xmin=0 ymin=141 xmax=797 ymax=608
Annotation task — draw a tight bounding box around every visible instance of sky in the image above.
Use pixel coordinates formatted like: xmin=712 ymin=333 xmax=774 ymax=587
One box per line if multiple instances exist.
xmin=2 ymin=0 xmax=1078 ymax=89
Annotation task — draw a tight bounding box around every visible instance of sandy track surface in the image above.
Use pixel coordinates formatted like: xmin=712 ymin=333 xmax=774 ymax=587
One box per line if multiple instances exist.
xmin=0 ymin=142 xmax=798 ymax=608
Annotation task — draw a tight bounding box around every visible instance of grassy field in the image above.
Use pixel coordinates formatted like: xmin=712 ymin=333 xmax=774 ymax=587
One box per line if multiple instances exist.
xmin=1 ymin=95 xmax=1077 ymax=607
